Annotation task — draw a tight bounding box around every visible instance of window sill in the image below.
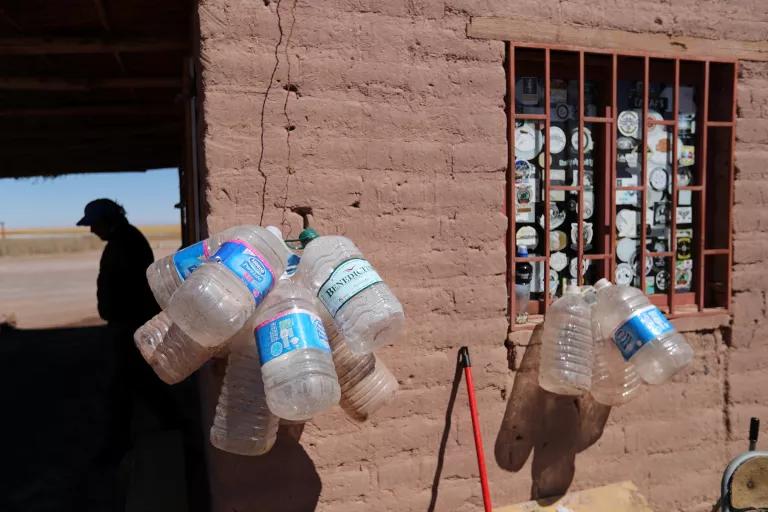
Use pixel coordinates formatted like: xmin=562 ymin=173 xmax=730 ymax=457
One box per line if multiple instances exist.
xmin=508 ymin=307 xmax=731 ymax=339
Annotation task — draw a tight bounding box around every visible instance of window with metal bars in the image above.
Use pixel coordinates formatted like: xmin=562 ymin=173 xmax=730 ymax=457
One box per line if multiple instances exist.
xmin=505 ymin=44 xmax=736 ymax=326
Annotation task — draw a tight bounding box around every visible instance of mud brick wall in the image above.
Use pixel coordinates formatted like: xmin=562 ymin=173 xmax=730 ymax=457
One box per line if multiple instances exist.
xmin=195 ymin=1 xmax=768 ymax=510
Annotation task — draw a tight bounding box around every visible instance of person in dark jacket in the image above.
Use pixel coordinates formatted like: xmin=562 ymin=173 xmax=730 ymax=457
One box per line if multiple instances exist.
xmin=77 ymin=200 xmax=176 ymax=459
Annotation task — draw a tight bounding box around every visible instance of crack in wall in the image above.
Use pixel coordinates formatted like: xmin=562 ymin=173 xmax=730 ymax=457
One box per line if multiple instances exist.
xmin=256 ymin=0 xmax=286 ymax=225
xmin=279 ymin=0 xmax=298 ymax=237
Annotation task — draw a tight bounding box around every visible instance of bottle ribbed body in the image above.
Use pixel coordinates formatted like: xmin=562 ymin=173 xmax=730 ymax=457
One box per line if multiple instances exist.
xmin=133 ymin=311 xmax=215 ymax=384
xmin=210 ymin=342 xmax=279 ymax=456
xmin=538 ymin=291 xmax=594 ymax=396
xmin=327 ymin=329 xmax=398 ymax=421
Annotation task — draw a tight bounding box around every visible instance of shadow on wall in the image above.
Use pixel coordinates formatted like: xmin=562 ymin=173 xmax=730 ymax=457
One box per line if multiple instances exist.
xmin=495 ymin=325 xmax=611 ymax=501
xmin=201 ymin=362 xmax=322 ymax=512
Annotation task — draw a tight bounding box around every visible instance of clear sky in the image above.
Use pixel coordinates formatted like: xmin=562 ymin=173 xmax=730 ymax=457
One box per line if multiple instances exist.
xmin=0 ymin=168 xmax=180 ymax=229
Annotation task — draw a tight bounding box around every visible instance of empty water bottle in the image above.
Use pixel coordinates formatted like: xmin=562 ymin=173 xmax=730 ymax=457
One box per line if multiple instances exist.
xmin=296 ymin=228 xmax=405 ymax=354
xmin=593 ymin=278 xmax=693 ymax=385
xmin=133 ymin=311 xmax=216 ymax=384
xmin=590 ymin=315 xmax=642 ymax=406
xmin=538 ymin=280 xmax=593 ymax=395
xmin=210 ymin=326 xmax=279 ymax=456
xmin=515 ymin=245 xmax=533 ymax=324
xmin=146 ymin=226 xmax=240 ymax=309
xmin=165 ymin=226 xmax=287 ymax=348
xmin=320 ymin=306 xmax=398 ymax=421
xmin=255 ymin=278 xmax=340 ymax=421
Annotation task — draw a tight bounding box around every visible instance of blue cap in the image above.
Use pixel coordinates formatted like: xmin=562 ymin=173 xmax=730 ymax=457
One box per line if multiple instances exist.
xmin=517 ymin=245 xmax=528 ymax=257
xmin=76 ymin=199 xmax=126 ymax=226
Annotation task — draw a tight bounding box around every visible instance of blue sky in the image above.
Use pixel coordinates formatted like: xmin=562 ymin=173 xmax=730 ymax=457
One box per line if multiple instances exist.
xmin=0 ymin=168 xmax=180 ymax=228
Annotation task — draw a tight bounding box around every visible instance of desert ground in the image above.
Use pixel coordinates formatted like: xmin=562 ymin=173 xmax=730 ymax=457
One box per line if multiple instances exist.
xmin=0 ymin=226 xmax=179 ymax=327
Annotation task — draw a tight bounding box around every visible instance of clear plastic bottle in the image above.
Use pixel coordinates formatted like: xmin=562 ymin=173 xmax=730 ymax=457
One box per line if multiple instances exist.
xmin=165 ymin=226 xmax=287 ymax=348
xmin=210 ymin=326 xmax=279 ymax=456
xmin=320 ymin=306 xmax=398 ymax=422
xmin=538 ymin=280 xmax=594 ymax=396
xmin=589 ymin=315 xmax=643 ymax=406
xmin=296 ymin=228 xmax=405 ymax=354
xmin=593 ymin=278 xmax=694 ymax=385
xmin=255 ymin=278 xmax=340 ymax=421
xmin=515 ymin=245 xmax=533 ymax=324
xmin=133 ymin=311 xmax=216 ymax=384
xmin=146 ymin=226 xmax=240 ymax=309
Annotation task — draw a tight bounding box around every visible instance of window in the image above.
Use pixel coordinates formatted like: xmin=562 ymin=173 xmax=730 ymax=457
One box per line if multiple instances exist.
xmin=506 ymin=45 xmax=736 ymax=323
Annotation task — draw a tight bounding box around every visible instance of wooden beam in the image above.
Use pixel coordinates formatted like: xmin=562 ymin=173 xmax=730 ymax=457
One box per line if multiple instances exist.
xmin=467 ymin=17 xmax=768 ymax=61
xmin=0 ymin=76 xmax=181 ymax=91
xmin=0 ymin=37 xmax=187 ymax=55
xmin=0 ymin=104 xmax=179 ymax=117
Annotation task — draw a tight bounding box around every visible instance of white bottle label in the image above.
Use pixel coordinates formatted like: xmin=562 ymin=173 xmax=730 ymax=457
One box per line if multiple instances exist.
xmin=318 ymin=258 xmax=383 ymax=317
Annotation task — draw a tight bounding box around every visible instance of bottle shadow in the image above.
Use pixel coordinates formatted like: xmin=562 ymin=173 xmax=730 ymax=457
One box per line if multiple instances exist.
xmin=495 ymin=325 xmax=611 ymax=501
xmin=200 ymin=361 xmax=322 ymax=512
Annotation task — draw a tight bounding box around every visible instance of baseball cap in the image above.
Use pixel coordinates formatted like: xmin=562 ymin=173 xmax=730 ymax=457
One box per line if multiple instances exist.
xmin=76 ymin=199 xmax=125 ymax=226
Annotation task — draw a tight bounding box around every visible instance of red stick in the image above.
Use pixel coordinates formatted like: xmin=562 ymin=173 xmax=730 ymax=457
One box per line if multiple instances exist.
xmin=459 ymin=347 xmax=493 ymax=512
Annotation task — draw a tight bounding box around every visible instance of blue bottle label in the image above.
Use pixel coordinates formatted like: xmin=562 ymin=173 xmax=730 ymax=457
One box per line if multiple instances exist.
xmin=285 ymin=253 xmax=301 ymax=277
xmin=255 ymin=308 xmax=330 ymax=365
xmin=612 ymin=305 xmax=675 ymax=360
xmin=211 ymin=239 xmax=275 ymax=305
xmin=172 ymin=241 xmax=210 ymax=280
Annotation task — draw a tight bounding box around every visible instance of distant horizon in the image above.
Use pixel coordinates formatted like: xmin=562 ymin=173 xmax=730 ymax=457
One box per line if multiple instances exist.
xmin=0 ymin=168 xmax=181 ymax=229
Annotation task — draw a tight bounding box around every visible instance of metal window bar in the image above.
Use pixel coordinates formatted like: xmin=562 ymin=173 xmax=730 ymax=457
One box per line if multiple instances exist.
xmin=507 ymin=44 xmax=735 ymax=327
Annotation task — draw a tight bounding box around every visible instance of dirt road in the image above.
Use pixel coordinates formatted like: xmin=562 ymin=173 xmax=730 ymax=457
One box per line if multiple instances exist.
xmin=0 ymin=243 xmax=176 ymax=328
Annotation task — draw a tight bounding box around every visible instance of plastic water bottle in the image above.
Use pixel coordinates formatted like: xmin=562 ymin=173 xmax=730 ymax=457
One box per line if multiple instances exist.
xmin=593 ymin=278 xmax=693 ymax=385
xmin=320 ymin=306 xmax=398 ymax=421
xmin=515 ymin=245 xmax=532 ymax=324
xmin=165 ymin=226 xmax=287 ymax=348
xmin=296 ymin=228 xmax=405 ymax=354
xmin=146 ymin=226 xmax=241 ymax=309
xmin=590 ymin=315 xmax=642 ymax=406
xmin=538 ymin=280 xmax=593 ymax=395
xmin=210 ymin=326 xmax=279 ymax=456
xmin=255 ymin=278 xmax=340 ymax=421
xmin=133 ymin=311 xmax=216 ymax=384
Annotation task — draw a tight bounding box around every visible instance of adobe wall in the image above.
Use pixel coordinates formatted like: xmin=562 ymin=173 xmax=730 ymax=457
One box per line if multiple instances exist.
xmin=196 ymin=1 xmax=768 ymax=510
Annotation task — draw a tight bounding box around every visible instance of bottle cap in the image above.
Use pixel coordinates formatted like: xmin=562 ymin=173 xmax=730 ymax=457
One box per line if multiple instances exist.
xmin=298 ymin=227 xmax=320 ymax=248
xmin=594 ymin=278 xmax=612 ymax=290
xmin=516 ymin=245 xmax=528 ymax=257
xmin=265 ymin=225 xmax=283 ymax=240
xmin=565 ymin=279 xmax=580 ymax=295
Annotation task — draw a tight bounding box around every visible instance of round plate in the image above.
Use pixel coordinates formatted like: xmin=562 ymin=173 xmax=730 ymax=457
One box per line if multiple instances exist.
xmin=617 ymin=136 xmax=637 ymax=152
xmin=617 ymin=237 xmax=636 ymax=263
xmin=618 ymin=110 xmax=640 ymax=138
xmin=515 ymin=122 xmax=543 ymax=161
xmin=570 ymin=127 xmax=594 ymax=154
xmin=649 ymin=167 xmax=668 ymax=191
xmin=615 ymin=263 xmax=634 ymax=285
xmin=550 ymin=126 xmax=567 ymax=154
xmin=549 ymin=251 xmax=568 ymax=272
xmin=515 ymin=226 xmax=538 ymax=250
xmin=515 ymin=159 xmax=535 ymax=181
xmin=549 ymin=270 xmax=559 ymax=296
xmin=655 ymin=270 xmax=669 ymax=292
xmin=569 ymin=257 xmax=591 ymax=278
xmin=550 ymin=230 xmax=567 ymax=251
xmin=549 ymin=203 xmax=566 ymax=229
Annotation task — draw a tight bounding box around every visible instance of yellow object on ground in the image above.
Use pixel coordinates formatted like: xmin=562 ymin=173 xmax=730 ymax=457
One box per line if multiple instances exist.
xmin=496 ymin=481 xmax=652 ymax=512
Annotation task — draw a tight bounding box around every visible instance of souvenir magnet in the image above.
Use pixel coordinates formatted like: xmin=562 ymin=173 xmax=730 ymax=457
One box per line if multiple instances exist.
xmin=549 ymin=251 xmax=568 ymax=272
xmin=516 ymin=226 xmax=538 ymax=249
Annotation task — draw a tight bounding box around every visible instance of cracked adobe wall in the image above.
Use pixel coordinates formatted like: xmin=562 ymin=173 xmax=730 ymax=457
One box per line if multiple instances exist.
xmin=195 ymin=1 xmax=768 ymax=511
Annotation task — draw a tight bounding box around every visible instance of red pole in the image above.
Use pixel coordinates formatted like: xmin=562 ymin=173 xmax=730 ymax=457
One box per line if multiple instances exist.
xmin=459 ymin=347 xmax=493 ymax=512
